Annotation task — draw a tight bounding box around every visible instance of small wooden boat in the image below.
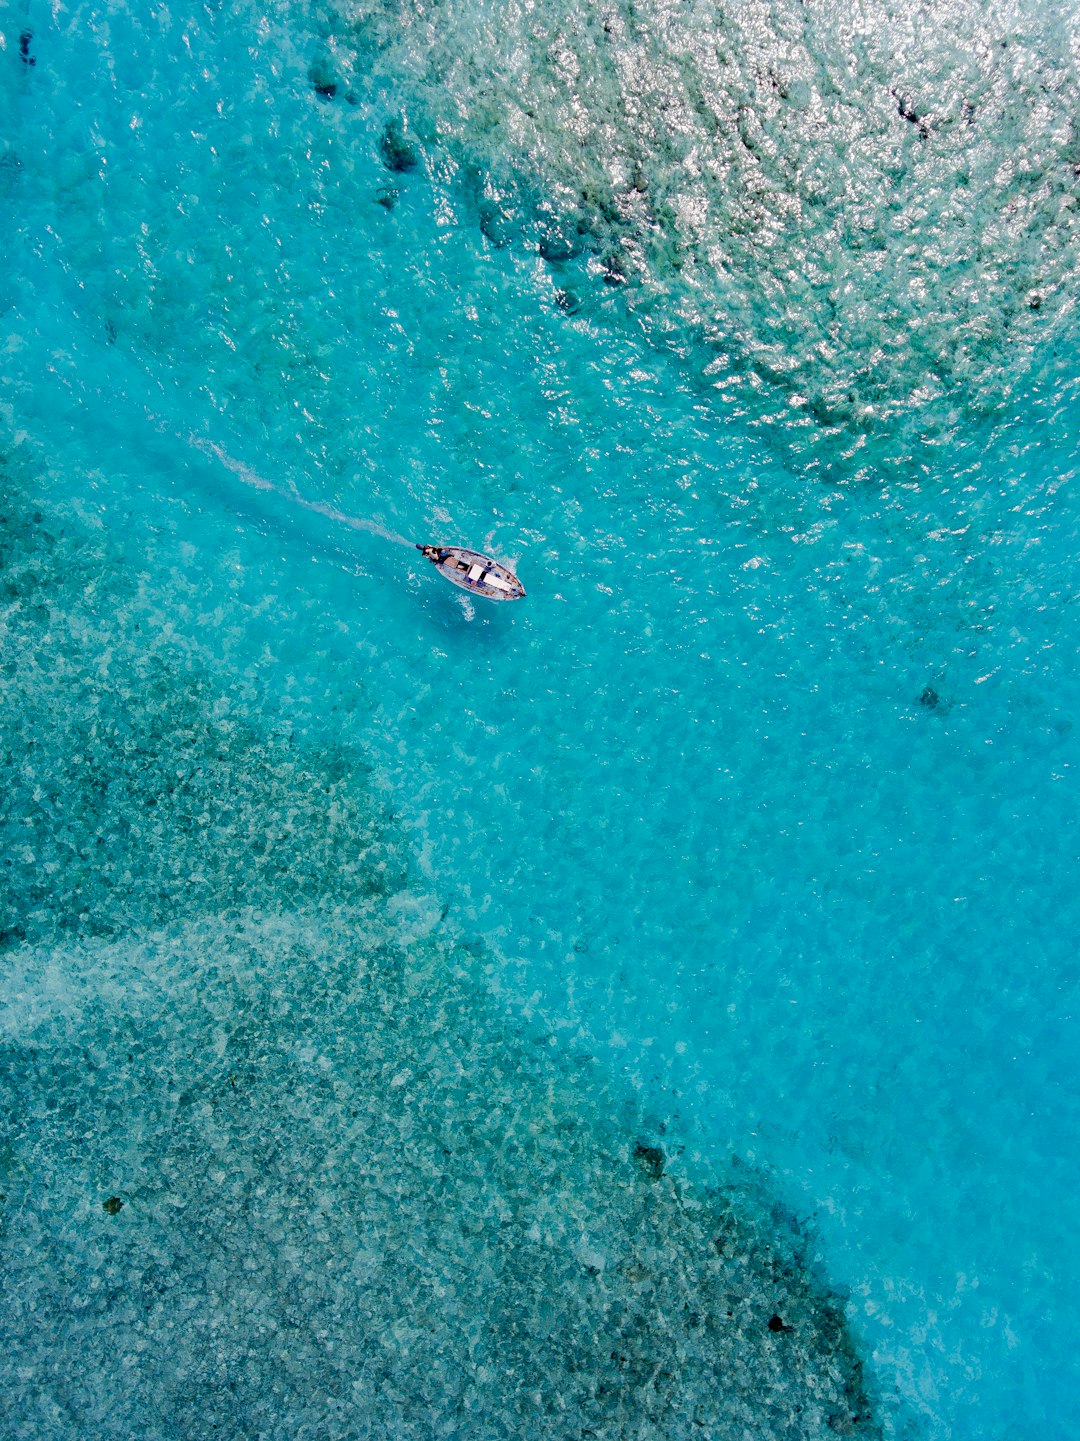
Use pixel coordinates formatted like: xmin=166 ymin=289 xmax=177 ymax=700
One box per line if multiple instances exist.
xmin=416 ymin=544 xmax=525 ymax=602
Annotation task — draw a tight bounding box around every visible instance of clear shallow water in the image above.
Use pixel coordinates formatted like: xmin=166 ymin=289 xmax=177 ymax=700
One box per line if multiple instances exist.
xmin=2 ymin=2 xmax=1079 ymax=1438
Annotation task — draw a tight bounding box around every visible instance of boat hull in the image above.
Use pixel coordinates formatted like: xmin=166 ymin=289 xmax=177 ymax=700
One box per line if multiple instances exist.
xmin=419 ymin=545 xmax=525 ymax=602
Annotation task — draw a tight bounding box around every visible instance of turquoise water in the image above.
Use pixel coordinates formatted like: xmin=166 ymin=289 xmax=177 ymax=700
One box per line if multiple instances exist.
xmin=3 ymin=2 xmax=1079 ymax=1437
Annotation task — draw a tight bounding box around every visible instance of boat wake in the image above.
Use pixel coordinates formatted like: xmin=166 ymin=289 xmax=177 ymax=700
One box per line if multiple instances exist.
xmin=192 ymin=439 xmax=415 ymax=550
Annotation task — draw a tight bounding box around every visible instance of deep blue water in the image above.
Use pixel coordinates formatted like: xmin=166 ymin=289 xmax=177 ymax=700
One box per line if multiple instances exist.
xmin=3 ymin=2 xmax=1080 ymax=1437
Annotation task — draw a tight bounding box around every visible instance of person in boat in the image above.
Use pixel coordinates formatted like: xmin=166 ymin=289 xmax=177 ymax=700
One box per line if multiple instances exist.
xmin=421 ymin=545 xmax=476 ymax=576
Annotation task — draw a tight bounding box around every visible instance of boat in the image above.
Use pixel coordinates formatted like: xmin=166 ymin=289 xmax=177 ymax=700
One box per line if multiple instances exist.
xmin=416 ymin=544 xmax=525 ymax=602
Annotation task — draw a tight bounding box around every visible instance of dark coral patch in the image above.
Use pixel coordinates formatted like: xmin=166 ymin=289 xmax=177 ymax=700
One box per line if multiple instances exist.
xmin=378 ymin=118 xmax=419 ymax=174
xmin=633 ymin=1141 xmax=665 ymax=1179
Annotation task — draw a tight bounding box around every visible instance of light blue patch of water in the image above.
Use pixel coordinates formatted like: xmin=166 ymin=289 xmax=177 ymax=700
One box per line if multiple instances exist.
xmin=3 ymin=2 xmax=1080 ymax=1437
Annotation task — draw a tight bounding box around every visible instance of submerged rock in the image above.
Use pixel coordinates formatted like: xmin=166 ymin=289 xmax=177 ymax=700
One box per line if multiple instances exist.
xmin=477 ymin=197 xmax=514 ymax=247
xmin=554 ymin=285 xmax=583 ymax=314
xmin=377 ymin=118 xmax=419 ymax=174
xmin=633 ymin=1141 xmax=666 ymax=1180
xmin=536 ymin=212 xmax=586 ymax=263
xmin=307 ymin=46 xmax=340 ymax=100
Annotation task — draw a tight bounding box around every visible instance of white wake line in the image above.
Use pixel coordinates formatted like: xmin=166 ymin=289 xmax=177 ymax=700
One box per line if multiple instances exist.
xmin=190 ymin=437 xmax=415 ymax=550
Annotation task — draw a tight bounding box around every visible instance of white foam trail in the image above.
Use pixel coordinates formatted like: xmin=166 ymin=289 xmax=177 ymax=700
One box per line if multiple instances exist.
xmin=192 ymin=438 xmax=415 ymax=549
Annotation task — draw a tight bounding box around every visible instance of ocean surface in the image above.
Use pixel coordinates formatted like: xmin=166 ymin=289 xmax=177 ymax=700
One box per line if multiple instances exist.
xmin=2 ymin=1 xmax=1079 ymax=1437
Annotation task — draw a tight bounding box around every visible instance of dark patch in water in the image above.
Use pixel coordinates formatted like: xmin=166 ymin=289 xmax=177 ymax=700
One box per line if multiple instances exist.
xmin=918 ymin=685 xmax=940 ymax=710
xmin=308 ymin=48 xmax=339 ymax=100
xmin=538 ymin=229 xmax=583 ymax=263
xmin=633 ymin=1141 xmax=665 ymax=1179
xmin=102 ymin=1196 xmax=124 ymax=1215
xmin=893 ymin=91 xmax=930 ymax=139
xmin=602 ymin=253 xmax=627 ymax=286
xmin=536 ymin=205 xmax=590 ymax=263
xmin=374 ymin=185 xmax=398 ymax=210
xmin=477 ymin=197 xmax=516 ymax=247
xmin=19 ymin=29 xmax=35 ymax=67
xmin=378 ymin=117 xmax=419 ymax=173
xmin=0 ymin=151 xmax=22 ymax=189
